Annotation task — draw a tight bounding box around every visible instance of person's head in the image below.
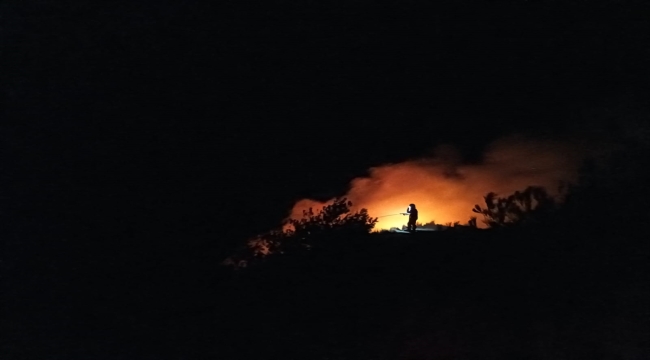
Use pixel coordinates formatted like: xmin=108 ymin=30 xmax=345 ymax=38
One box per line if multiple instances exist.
xmin=409 ymin=203 xmax=416 ymax=209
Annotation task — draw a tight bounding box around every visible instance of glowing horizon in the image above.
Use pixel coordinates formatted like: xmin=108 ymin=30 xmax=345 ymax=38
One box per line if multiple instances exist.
xmin=287 ymin=134 xmax=596 ymax=231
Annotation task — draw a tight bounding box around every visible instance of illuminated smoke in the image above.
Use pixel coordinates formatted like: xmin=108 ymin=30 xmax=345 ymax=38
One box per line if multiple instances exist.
xmin=287 ymin=134 xmax=601 ymax=230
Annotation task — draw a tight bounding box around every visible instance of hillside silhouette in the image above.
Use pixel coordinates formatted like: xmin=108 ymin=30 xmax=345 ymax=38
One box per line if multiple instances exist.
xmin=5 ymin=145 xmax=649 ymax=360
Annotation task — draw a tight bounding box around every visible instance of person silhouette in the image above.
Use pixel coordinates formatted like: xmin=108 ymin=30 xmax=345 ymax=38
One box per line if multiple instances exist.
xmin=402 ymin=204 xmax=418 ymax=232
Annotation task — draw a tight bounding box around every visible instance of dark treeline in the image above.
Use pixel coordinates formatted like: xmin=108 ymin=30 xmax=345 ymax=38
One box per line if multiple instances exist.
xmin=5 ymin=143 xmax=650 ymax=359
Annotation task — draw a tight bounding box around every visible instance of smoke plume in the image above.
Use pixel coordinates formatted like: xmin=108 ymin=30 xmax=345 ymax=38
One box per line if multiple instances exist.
xmin=288 ymin=134 xmax=606 ymax=230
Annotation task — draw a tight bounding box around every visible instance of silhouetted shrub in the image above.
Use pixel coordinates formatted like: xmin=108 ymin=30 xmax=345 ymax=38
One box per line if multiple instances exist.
xmin=244 ymin=198 xmax=377 ymax=260
xmin=472 ymin=186 xmax=558 ymax=228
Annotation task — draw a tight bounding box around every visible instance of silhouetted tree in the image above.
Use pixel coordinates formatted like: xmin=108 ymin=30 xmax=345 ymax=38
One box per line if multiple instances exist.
xmin=250 ymin=198 xmax=377 ymax=257
xmin=472 ymin=186 xmax=557 ymax=228
xmin=287 ymin=198 xmax=377 ymax=236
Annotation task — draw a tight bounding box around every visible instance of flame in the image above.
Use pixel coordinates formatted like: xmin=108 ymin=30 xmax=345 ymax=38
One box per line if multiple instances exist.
xmin=287 ymin=135 xmax=596 ymax=230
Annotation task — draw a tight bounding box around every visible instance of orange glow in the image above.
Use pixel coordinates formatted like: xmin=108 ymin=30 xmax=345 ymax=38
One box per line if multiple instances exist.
xmin=287 ymin=135 xmax=595 ymax=230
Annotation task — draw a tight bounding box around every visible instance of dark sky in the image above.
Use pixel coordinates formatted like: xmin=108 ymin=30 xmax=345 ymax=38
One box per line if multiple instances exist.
xmin=4 ymin=1 xmax=650 ymax=243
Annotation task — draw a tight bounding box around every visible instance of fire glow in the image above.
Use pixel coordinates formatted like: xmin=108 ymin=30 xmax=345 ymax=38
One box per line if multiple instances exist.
xmin=288 ymin=135 xmax=592 ymax=230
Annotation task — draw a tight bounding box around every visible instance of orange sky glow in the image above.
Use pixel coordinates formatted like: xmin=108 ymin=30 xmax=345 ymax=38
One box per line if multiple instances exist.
xmin=287 ymin=135 xmax=596 ymax=230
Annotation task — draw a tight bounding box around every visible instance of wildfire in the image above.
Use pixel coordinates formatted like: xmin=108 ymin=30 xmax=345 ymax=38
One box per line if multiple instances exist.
xmin=288 ymin=135 xmax=593 ymax=230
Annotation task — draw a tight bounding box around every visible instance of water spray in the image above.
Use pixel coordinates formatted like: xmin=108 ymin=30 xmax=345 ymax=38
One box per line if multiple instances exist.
xmin=376 ymin=213 xmax=408 ymax=218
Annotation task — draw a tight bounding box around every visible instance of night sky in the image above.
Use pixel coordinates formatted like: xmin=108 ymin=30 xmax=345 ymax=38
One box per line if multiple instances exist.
xmin=4 ymin=1 xmax=650 ymax=242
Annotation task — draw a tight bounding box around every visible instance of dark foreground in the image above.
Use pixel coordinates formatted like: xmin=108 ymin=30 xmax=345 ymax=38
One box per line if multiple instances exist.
xmin=5 ymin=223 xmax=649 ymax=360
